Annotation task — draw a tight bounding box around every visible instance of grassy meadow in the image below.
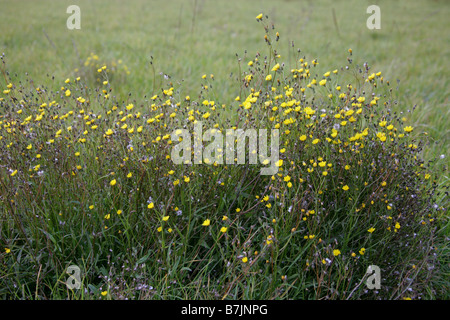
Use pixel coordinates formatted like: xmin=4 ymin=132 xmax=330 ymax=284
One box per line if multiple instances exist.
xmin=0 ymin=0 xmax=448 ymax=300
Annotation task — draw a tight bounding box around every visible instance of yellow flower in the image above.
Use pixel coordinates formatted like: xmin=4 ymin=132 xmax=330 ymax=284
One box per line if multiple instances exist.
xmin=162 ymin=216 xmax=169 ymax=221
xmin=271 ymin=63 xmax=280 ymax=72
xmin=104 ymin=214 xmax=110 ymax=220
xmin=202 ymin=219 xmax=211 ymax=226
xmin=256 ymin=13 xmax=263 ymax=20
xmin=359 ymin=248 xmax=366 ymax=255
xmin=299 ymin=135 xmax=307 ymax=141
xmin=101 ymin=291 xmax=107 ymax=296
xmin=377 ymin=132 xmax=387 ymax=142
xmin=65 ymin=89 xmax=71 ymax=97
xmin=333 ymin=249 xmax=341 ymax=256
xmin=319 ymin=79 xmax=327 ymax=86
xmin=10 ymin=170 xmax=17 ymax=177
xmin=265 ymin=74 xmax=272 ymax=81
xmin=222 ymin=215 xmax=228 ymax=221
xmin=403 ymin=126 xmax=414 ymax=133
xmin=342 ymin=185 xmax=349 ymax=191
xmin=236 ymin=208 xmax=241 ymax=213
xmin=220 ymin=227 xmax=228 ymax=233
xmin=368 ymin=227 xmax=375 ymax=233
xmin=127 ymin=172 xmax=133 ymax=178
xmin=242 ymin=257 xmax=248 ymax=263
xmin=312 ymin=139 xmax=320 ymax=144
xmin=148 ymin=202 xmax=154 ymax=209
xmin=117 ymin=210 xmax=122 ymax=215
xmin=110 ymin=179 xmax=117 ymax=186
xmin=5 ymin=248 xmax=11 ymax=253
xmin=184 ymin=176 xmax=190 ymax=183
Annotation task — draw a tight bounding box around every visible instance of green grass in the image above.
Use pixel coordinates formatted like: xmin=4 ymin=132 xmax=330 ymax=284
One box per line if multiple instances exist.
xmin=0 ymin=0 xmax=448 ymax=300
xmin=1 ymin=0 xmax=448 ymax=160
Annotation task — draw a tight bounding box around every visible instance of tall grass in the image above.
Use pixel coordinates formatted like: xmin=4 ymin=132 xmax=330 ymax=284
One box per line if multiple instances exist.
xmin=0 ymin=11 xmax=447 ymax=299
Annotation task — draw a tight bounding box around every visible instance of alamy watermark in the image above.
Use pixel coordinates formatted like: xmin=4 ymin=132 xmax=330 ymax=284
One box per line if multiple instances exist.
xmin=367 ymin=5 xmax=381 ymax=30
xmin=366 ymin=265 xmax=381 ymax=289
xmin=66 ymin=265 xmax=81 ymax=289
xmin=66 ymin=4 xmax=381 ymax=31
xmin=67 ymin=5 xmax=81 ymax=30
xmin=170 ymin=121 xmax=280 ymax=175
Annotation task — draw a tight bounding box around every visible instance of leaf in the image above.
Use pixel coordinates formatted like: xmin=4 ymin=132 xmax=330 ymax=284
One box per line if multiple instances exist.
xmin=137 ymin=252 xmax=150 ymax=265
